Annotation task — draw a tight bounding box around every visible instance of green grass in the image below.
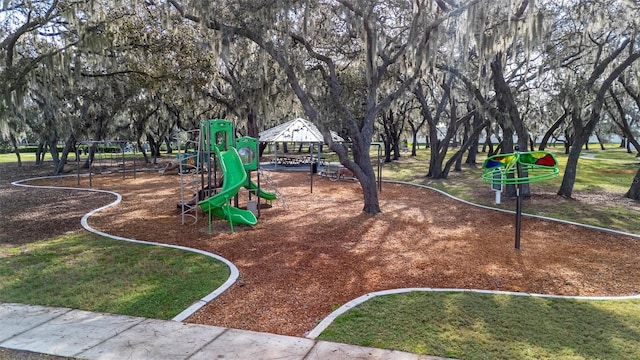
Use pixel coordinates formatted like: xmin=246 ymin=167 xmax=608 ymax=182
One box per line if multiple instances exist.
xmin=319 ymin=291 xmax=640 ymax=360
xmin=0 ymin=152 xmax=48 ymax=163
xmin=0 ymin=232 xmax=229 ymax=319
xmin=379 ymin=145 xmax=640 ymax=234
xmin=0 ymin=151 xmax=149 ymax=164
xmin=382 ymin=145 xmax=639 ymax=191
xmin=584 ymin=147 xmax=640 ymax=161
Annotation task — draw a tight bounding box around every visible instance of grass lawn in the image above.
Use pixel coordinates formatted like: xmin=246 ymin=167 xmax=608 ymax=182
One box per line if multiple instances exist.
xmin=0 ymin=150 xmax=151 ymax=164
xmin=0 ymin=232 xmax=229 ymax=319
xmin=318 ymin=291 xmax=640 ymax=360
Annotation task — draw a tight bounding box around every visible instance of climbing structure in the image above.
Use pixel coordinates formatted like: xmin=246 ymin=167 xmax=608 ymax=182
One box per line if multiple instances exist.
xmin=177 ymin=119 xmax=276 ymax=233
xmin=176 ymin=128 xmax=202 ymax=225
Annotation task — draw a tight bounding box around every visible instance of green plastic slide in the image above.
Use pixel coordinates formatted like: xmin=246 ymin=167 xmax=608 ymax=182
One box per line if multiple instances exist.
xmin=198 ymin=147 xmax=257 ymax=227
xmin=245 ymin=179 xmax=277 ymax=201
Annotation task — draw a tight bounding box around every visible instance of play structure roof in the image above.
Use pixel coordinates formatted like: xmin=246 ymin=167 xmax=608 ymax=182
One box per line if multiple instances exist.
xmin=258 ymin=118 xmax=344 ymax=143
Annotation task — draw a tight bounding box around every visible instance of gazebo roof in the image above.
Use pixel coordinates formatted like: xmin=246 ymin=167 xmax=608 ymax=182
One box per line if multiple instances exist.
xmin=258 ymin=118 xmax=343 ymax=143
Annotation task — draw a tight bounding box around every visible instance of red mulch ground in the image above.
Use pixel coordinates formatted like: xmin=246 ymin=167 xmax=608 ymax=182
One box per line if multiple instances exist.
xmin=2 ymin=161 xmax=640 ymax=337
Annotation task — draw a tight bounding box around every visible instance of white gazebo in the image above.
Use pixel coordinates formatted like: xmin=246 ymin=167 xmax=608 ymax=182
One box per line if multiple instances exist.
xmin=259 ymin=118 xmax=343 ymax=143
xmin=259 ymin=118 xmax=343 ymax=168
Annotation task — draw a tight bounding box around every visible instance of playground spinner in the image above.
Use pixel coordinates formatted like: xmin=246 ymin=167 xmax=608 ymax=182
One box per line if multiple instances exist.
xmin=482 ymin=148 xmax=559 ymax=249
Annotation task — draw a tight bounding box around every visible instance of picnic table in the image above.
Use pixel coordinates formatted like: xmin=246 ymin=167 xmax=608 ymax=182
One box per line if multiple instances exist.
xmin=319 ymin=162 xmax=355 ymax=181
xmin=272 ymin=155 xmax=327 ymax=167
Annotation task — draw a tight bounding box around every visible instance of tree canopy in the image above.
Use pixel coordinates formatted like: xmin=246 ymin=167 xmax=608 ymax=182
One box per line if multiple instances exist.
xmin=2 ymin=0 xmax=639 ymax=211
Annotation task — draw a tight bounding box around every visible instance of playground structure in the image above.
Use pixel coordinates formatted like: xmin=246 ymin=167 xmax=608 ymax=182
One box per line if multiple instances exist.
xmin=75 ymin=140 xmax=137 ymax=187
xmin=177 ymin=119 xmax=277 ymax=233
xmin=482 ymin=147 xmax=559 ymax=249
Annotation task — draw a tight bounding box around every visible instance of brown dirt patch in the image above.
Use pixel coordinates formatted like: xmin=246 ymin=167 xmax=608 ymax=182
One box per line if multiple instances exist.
xmin=2 ymin=161 xmax=640 ymax=337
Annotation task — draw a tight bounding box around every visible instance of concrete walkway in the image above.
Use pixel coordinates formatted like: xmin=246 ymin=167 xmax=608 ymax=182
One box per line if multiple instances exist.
xmin=0 ymin=303 xmax=450 ymax=360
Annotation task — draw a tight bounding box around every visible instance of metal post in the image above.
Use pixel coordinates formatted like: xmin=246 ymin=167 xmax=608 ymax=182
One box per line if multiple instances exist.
xmin=310 ymin=144 xmax=314 ymax=194
xmin=515 ymin=146 xmax=522 ymax=249
xmin=257 ymin=168 xmax=261 ymax=218
xmin=515 ymin=180 xmax=522 ymax=249
xmin=133 ymin=146 xmax=136 ymax=179
xmin=76 ymin=143 xmax=80 ymax=186
xmin=121 ymin=143 xmax=126 ymax=179
xmin=378 ymin=144 xmax=382 ymax=192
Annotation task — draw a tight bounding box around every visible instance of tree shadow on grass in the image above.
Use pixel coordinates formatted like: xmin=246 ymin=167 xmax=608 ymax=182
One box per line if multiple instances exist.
xmin=452 ymin=292 xmax=640 ymax=359
xmin=0 ymin=234 xmax=228 ymax=320
xmin=321 ymin=291 xmax=640 ymax=360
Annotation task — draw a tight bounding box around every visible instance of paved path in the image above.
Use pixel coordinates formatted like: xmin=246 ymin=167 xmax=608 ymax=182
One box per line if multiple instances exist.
xmin=1 ymin=303 xmax=451 ymax=360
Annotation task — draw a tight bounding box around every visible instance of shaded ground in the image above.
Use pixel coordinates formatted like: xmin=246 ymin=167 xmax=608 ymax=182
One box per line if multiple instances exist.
xmin=2 ymin=161 xmax=640 ymax=338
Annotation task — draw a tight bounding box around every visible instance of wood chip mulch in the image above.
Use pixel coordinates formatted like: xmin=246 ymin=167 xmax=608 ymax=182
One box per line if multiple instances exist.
xmin=2 ymin=162 xmax=640 ymax=337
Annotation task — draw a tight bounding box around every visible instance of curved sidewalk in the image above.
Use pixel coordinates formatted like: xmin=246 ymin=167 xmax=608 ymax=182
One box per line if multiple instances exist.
xmin=0 ymin=302 xmax=450 ymax=360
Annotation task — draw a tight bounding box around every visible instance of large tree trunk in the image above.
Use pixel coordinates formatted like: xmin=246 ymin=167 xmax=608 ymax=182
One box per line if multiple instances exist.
xmin=558 ymin=107 xmax=600 ymax=197
xmin=35 ymin=142 xmax=46 ymax=165
xmin=409 ymin=122 xmax=419 ymax=156
xmin=379 ymin=109 xmax=403 ymax=162
xmin=427 ymin=139 xmax=446 ymax=178
xmin=563 ymin=128 xmax=573 ymax=154
xmin=595 ymin=132 xmax=606 ymax=151
xmin=626 ymin=168 xmax=640 ymax=200
xmin=392 ymin=138 xmax=401 ymax=161
xmin=383 ymin=140 xmax=392 ymax=163
xmin=54 ymin=134 xmax=76 ymax=175
xmin=443 ymin=119 xmax=490 ymax=177
xmin=482 ymin=124 xmax=495 ymax=154
xmin=465 ymin=111 xmax=482 ymax=165
xmin=456 ymin=119 xmax=468 ymax=171
xmin=407 ymin=117 xmax=426 ymax=157
xmin=10 ymin=133 xmax=22 ymax=167
xmin=137 ymin=139 xmax=150 ymax=164
xmin=357 ymin=157 xmax=380 ymax=214
xmin=83 ymin=144 xmax=93 ymax=169
xmin=330 ymin=130 xmax=380 ymax=214
xmin=147 ymin=133 xmax=162 ymax=164
xmin=165 ymin=138 xmax=173 ymax=154
xmin=47 ymin=139 xmax=60 ymax=171
xmin=246 ymin=112 xmax=259 ymax=138
xmin=258 ymin=142 xmax=268 ymax=158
